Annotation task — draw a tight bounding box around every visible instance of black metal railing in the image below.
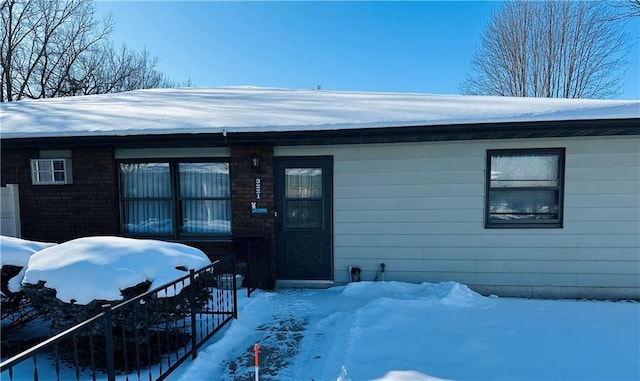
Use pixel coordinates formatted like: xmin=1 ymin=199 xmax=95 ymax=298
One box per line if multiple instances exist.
xmin=243 ymin=236 xmax=272 ymax=297
xmin=0 ymin=255 xmax=238 ymax=381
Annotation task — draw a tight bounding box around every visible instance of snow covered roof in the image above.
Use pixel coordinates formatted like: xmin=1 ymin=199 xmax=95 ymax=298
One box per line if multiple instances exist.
xmin=1 ymin=87 xmax=638 ymax=140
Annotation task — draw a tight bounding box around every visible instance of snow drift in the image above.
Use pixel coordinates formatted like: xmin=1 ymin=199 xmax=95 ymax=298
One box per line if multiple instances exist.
xmin=171 ymin=281 xmax=640 ymax=381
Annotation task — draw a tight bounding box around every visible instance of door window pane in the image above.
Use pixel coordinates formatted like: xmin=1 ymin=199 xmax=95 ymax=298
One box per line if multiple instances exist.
xmin=286 ymin=168 xmax=322 ymax=199
xmin=285 ymin=168 xmax=323 ymax=229
xmin=286 ymin=200 xmax=322 ymax=229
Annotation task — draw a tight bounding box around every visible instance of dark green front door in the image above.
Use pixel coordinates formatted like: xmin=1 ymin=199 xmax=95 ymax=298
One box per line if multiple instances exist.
xmin=275 ymin=157 xmax=332 ymax=280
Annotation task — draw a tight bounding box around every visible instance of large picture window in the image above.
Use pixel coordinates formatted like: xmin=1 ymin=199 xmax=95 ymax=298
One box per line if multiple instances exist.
xmin=486 ymin=148 xmax=565 ymax=228
xmin=119 ymin=160 xmax=231 ymax=237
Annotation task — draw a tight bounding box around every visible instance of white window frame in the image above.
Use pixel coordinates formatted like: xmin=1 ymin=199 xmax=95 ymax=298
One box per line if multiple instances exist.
xmin=30 ymin=158 xmax=73 ymax=185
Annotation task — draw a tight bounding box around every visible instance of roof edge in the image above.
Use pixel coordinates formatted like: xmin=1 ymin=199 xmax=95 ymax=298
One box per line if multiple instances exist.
xmin=2 ymin=118 xmax=638 ymax=149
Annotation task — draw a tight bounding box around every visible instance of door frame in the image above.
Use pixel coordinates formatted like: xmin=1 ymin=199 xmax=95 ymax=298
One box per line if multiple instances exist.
xmin=274 ymin=156 xmax=333 ymax=281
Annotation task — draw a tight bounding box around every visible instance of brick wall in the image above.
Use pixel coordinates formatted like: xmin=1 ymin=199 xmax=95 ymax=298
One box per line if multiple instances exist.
xmin=1 ymin=144 xmax=277 ymax=282
xmin=1 ymin=147 xmax=119 ymax=242
xmin=230 ymin=145 xmax=275 ymax=237
xmin=182 ymin=240 xmax=234 ymax=259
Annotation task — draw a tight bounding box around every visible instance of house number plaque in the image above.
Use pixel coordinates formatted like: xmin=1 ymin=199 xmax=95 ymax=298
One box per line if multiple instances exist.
xmin=255 ymin=178 xmax=262 ymax=200
xmin=251 ymin=178 xmax=267 ymax=214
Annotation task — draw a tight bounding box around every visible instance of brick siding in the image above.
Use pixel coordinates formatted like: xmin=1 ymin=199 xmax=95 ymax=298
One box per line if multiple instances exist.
xmin=2 ymin=144 xmax=276 ymax=284
xmin=230 ymin=145 xmax=275 ymax=237
xmin=1 ymin=147 xmax=119 ymax=243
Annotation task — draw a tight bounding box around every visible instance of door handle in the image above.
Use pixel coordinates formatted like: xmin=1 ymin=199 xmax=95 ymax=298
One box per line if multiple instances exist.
xmin=274 ymin=211 xmax=283 ymax=231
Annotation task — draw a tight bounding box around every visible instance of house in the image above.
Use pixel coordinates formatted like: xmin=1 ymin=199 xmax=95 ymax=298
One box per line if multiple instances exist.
xmin=1 ymin=87 xmax=639 ymax=299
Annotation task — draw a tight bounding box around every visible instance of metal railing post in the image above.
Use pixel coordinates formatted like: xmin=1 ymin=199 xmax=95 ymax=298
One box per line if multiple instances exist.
xmin=102 ymin=304 xmax=116 ymax=381
xmin=232 ymin=256 xmax=238 ymax=319
xmin=246 ymin=239 xmax=252 ymax=298
xmin=189 ymin=269 xmax=198 ymax=359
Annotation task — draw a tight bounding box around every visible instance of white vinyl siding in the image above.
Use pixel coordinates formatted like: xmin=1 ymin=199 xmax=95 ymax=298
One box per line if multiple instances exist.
xmin=275 ymin=135 xmax=640 ymax=298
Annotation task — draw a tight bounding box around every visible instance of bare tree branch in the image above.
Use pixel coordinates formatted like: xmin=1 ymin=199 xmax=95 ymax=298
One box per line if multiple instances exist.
xmin=604 ymin=0 xmax=640 ymax=20
xmin=460 ymin=1 xmax=630 ymax=99
xmin=1 ymin=0 xmax=182 ymax=102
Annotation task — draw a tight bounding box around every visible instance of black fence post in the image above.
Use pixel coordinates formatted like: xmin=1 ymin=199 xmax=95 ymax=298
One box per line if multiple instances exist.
xmin=245 ymin=239 xmax=252 ymax=298
xmin=189 ymin=269 xmax=198 ymax=359
xmin=102 ymin=304 xmax=115 ymax=381
xmin=232 ymin=256 xmax=238 ymax=320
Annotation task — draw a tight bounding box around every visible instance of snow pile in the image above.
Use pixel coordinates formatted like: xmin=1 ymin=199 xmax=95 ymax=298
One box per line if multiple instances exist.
xmin=2 ymin=87 xmax=639 ymax=139
xmin=340 ymin=280 xmax=487 ymax=307
xmin=170 ymin=281 xmax=640 ymax=381
xmin=22 ymin=236 xmax=210 ymax=304
xmin=0 ymin=235 xmax=56 ymax=294
xmin=0 ymin=235 xmax=57 ymax=268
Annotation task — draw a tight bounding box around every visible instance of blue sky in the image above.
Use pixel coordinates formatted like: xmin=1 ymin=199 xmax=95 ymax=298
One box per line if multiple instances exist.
xmin=96 ymin=1 xmax=640 ymax=99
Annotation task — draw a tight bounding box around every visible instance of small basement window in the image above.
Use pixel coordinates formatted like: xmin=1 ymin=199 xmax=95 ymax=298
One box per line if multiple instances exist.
xmin=31 ymin=158 xmax=73 ymax=185
xmin=485 ymin=148 xmax=564 ymax=228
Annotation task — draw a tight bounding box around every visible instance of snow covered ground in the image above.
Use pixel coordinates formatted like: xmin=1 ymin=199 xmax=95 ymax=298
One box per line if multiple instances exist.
xmin=2 ymin=236 xmax=639 ymax=380
xmin=169 ymin=282 xmax=640 ymax=381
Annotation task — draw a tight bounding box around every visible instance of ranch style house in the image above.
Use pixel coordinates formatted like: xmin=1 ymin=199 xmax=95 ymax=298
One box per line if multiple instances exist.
xmin=1 ymin=87 xmax=639 ymax=299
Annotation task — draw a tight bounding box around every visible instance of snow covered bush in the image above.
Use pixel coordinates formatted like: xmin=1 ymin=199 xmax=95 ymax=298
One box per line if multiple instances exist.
xmin=19 ymin=236 xmax=213 ymax=369
xmin=0 ymin=235 xmax=56 ymax=296
xmin=1 ymin=236 xmax=57 ymax=332
xmin=22 ymin=236 xmax=210 ymax=303
xmin=21 ymin=236 xmax=211 ymax=327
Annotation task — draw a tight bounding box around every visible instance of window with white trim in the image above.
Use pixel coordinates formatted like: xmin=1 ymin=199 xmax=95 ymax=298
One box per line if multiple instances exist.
xmin=31 ymin=159 xmax=73 ymax=185
xmin=485 ymin=148 xmax=565 ymax=228
xmin=118 ymin=160 xmax=231 ymax=237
